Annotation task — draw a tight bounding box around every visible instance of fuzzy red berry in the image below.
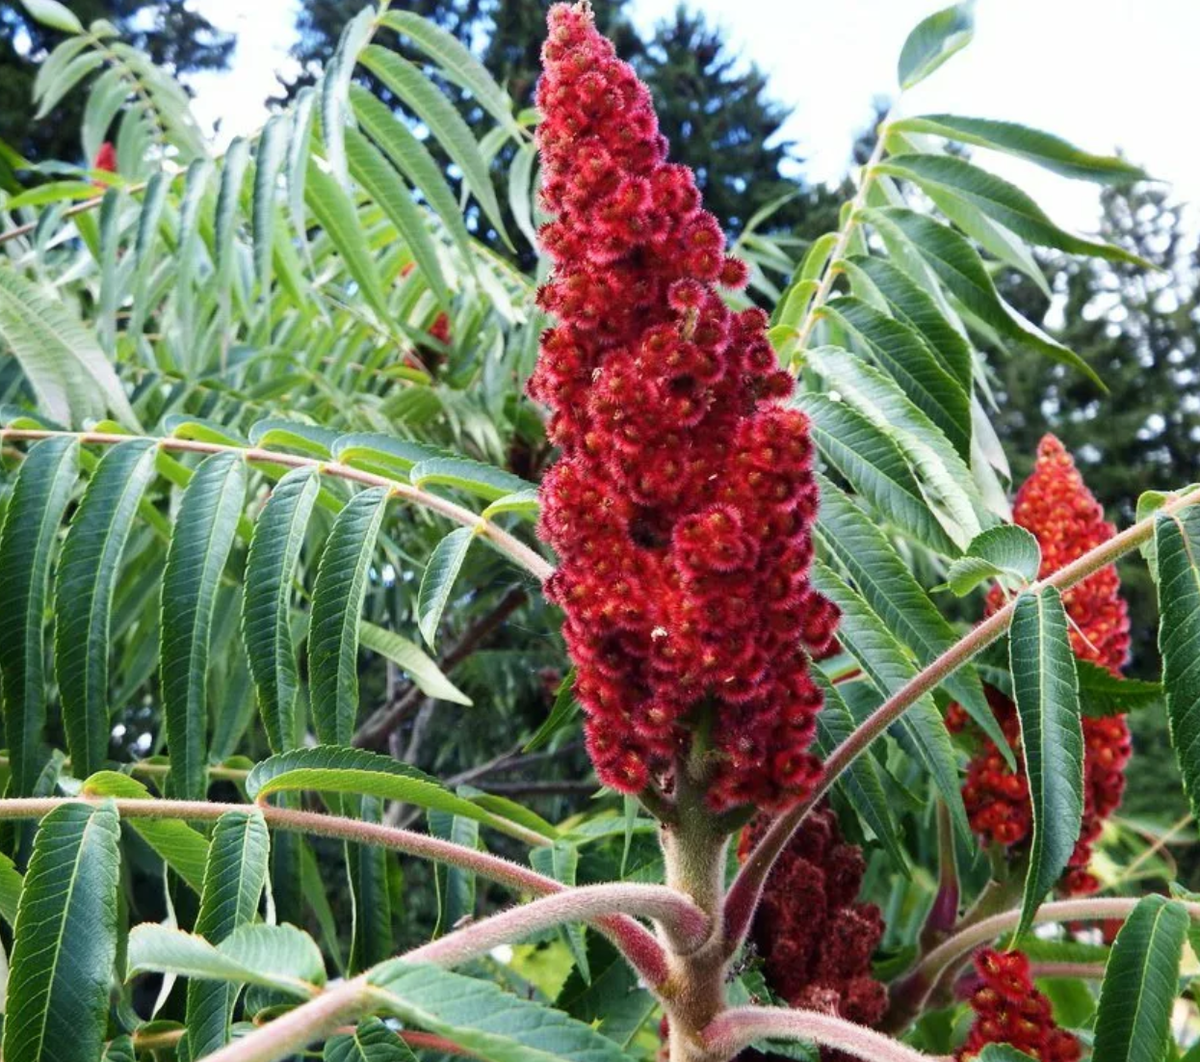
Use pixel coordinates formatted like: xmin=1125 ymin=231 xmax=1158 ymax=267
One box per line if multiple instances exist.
xmin=958 ymin=948 xmax=1081 ymax=1061
xmin=738 ymin=806 xmax=888 ymax=1061
xmin=529 ymin=2 xmax=836 ymax=811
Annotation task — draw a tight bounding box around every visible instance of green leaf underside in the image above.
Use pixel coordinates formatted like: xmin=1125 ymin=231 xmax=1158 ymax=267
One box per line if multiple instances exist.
xmin=1092 ymin=895 xmax=1188 ymax=1062
xmin=812 ymin=668 xmax=907 ymax=870
xmin=888 ymin=114 xmax=1147 ymax=184
xmin=866 ymin=208 xmax=1104 ymax=388
xmin=129 ymin=922 xmax=323 ymax=998
xmin=325 ymin=1018 xmax=417 ymax=1062
xmin=82 ymin=771 xmax=209 ymax=892
xmin=944 ymin=525 xmax=1041 ymax=597
xmin=822 ymin=296 xmax=971 ymax=458
xmin=896 ymin=2 xmax=973 ymax=89
xmin=810 ymin=559 xmax=970 ymax=841
xmin=3 ymin=801 xmax=121 ymax=1062
xmin=878 ymin=154 xmax=1149 ymax=266
xmin=814 ymin=474 xmax=1009 ymax=758
xmin=247 ymin=746 xmax=554 ymax=842
xmin=1009 ymin=588 xmax=1084 ymax=935
xmin=369 ymin=961 xmax=633 ymax=1062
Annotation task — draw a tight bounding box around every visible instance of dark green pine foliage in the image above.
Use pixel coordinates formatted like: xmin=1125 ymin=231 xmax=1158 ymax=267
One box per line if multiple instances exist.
xmin=0 ymin=1 xmax=233 ymax=162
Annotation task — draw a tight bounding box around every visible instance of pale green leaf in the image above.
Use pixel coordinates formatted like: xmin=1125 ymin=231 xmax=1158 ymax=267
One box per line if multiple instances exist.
xmin=896 ymin=3 xmax=973 ymax=89
xmin=358 ymin=621 xmax=472 ymax=706
xmin=417 ymin=527 xmax=474 ymax=649
xmin=888 ymin=115 xmax=1147 ymax=184
xmin=943 ymin=525 xmax=1041 ymax=597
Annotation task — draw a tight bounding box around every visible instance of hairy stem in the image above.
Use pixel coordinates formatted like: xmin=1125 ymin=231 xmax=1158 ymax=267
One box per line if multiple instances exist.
xmin=913 ymin=896 xmax=1200 ymax=994
xmin=0 ymin=796 xmax=669 ymax=985
xmin=203 ymin=978 xmax=377 ymax=1062
xmin=404 ymin=883 xmax=711 ymax=967
xmin=723 ymin=482 xmax=1200 ymax=957
xmin=0 ymin=429 xmax=552 ymax=581
xmin=701 ymin=1006 xmax=950 ymax=1062
xmin=791 ymin=113 xmax=893 ymax=357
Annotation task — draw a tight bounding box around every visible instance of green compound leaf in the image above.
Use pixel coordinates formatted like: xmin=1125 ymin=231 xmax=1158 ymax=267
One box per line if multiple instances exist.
xmin=82 ymin=771 xmax=209 ymax=892
xmin=888 ymin=114 xmax=1147 ymax=184
xmin=186 ymin=809 xmax=271 ymax=1058
xmin=368 ymin=961 xmax=634 ymax=1062
xmin=160 ymin=451 xmax=246 ymax=800
xmin=0 ymin=435 xmax=78 ymax=795
xmin=247 ymin=746 xmax=555 ymax=845
xmin=896 ymin=2 xmax=973 ymax=89
xmin=810 ymin=559 xmax=970 ymax=842
xmin=359 ymin=44 xmax=512 ymax=249
xmin=325 ymin=1018 xmax=418 ymax=1062
xmin=417 ymin=526 xmax=475 ymax=650
xmin=1155 ymin=509 xmax=1200 ymax=820
xmin=1093 ymin=895 xmax=1188 ymax=1062
xmin=943 ymin=525 xmax=1041 ymax=598
xmin=55 ymin=438 xmax=157 ymax=779
xmin=243 ymin=466 xmax=320 ymax=754
xmin=129 ymin=922 xmax=323 ymax=999
xmin=866 ymin=208 xmax=1104 ymax=389
xmin=821 ymin=296 xmax=971 ymax=458
xmin=877 ymin=154 xmax=1151 ymax=267
xmin=309 ymin=488 xmax=389 ymax=745
xmin=1009 ymin=588 xmax=1084 ymax=936
xmin=3 ymin=801 xmax=121 ymax=1062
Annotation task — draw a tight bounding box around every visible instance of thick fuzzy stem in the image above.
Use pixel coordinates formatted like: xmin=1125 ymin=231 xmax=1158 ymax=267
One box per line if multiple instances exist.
xmin=659 ymin=772 xmax=733 ymax=1061
xmin=723 ymin=483 xmax=1200 ymax=958
xmin=914 ymin=897 xmax=1200 ymax=992
xmin=404 ymin=884 xmax=711 ymax=967
xmin=0 ymin=796 xmax=669 ymax=986
xmin=200 ymin=885 xmax=703 ymax=1062
xmin=202 ymin=978 xmax=375 ymax=1062
xmin=701 ymin=1006 xmax=951 ymax=1062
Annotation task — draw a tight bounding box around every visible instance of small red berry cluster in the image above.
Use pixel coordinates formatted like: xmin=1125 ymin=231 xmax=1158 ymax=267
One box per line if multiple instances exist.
xmin=951 ymin=435 xmax=1132 ymax=893
xmin=958 ymin=948 xmax=1081 ymax=1061
xmin=530 ymin=3 xmax=837 ymax=810
xmin=739 ymin=806 xmax=887 ymax=1058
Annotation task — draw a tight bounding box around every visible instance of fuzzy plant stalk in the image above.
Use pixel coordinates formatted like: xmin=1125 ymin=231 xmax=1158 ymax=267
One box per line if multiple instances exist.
xmin=527 ymin=0 xmax=841 ymax=1047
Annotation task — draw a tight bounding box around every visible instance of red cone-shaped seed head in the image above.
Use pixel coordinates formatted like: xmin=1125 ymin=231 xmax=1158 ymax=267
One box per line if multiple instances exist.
xmin=958 ymin=948 xmax=1081 ymax=1061
xmin=737 ymin=807 xmax=887 ymax=1061
xmin=529 ymin=2 xmax=836 ymax=811
xmin=93 ymin=141 xmax=117 ymax=173
xmin=955 ymin=435 xmax=1131 ymax=894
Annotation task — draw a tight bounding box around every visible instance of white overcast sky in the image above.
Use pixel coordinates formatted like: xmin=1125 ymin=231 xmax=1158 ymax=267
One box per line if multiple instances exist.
xmin=186 ymin=0 xmax=1200 ymax=234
